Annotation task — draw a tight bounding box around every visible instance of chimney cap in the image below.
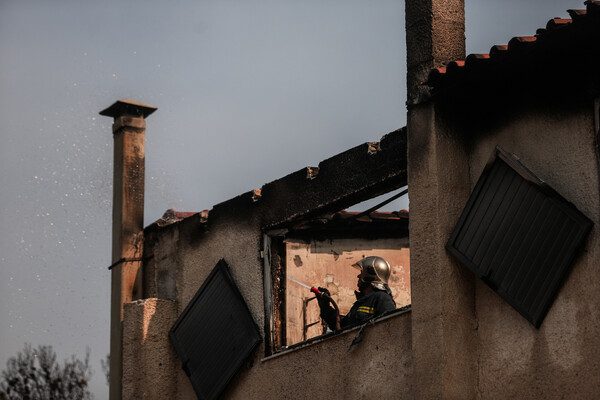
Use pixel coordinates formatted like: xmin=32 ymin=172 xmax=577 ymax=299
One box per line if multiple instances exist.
xmin=99 ymin=99 xmax=157 ymax=119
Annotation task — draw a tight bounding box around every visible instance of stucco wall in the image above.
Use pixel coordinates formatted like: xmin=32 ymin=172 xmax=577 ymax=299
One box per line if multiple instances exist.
xmin=141 ymin=211 xmax=414 ymax=400
xmin=407 ymin=101 xmax=477 ymax=399
xmin=468 ymin=101 xmax=600 ymax=399
xmin=407 ymin=96 xmax=600 ymax=399
xmin=145 ymin=214 xmax=266 ymax=399
xmin=224 ymin=311 xmax=413 ymax=400
xmin=122 ymin=298 xmax=178 ymax=400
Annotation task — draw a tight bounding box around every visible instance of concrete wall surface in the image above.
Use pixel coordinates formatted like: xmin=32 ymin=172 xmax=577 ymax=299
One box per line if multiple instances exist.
xmin=407 ymin=96 xmax=600 ymax=399
xmin=407 ymin=101 xmax=477 ymax=400
xmin=225 ymin=311 xmax=413 ymax=400
xmin=140 ymin=215 xmax=413 ymax=400
xmin=468 ymin=101 xmax=600 ymax=399
xmin=122 ymin=298 xmax=178 ymax=400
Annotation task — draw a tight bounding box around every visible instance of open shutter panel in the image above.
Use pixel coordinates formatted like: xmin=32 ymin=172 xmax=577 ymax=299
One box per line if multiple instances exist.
xmin=447 ymin=146 xmax=593 ymax=328
xmin=170 ymin=259 xmax=261 ymax=400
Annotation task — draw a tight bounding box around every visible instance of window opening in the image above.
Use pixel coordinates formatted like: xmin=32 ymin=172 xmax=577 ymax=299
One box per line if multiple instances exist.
xmin=265 ymin=188 xmax=410 ymax=354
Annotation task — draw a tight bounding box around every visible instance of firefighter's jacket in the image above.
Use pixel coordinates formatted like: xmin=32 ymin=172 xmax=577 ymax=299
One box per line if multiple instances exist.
xmin=322 ymin=289 xmax=396 ymax=331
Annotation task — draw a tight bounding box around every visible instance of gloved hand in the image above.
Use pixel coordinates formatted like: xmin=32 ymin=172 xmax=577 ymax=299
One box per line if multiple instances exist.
xmin=315 ymin=287 xmax=339 ymax=330
xmin=315 ymin=287 xmax=332 ymax=309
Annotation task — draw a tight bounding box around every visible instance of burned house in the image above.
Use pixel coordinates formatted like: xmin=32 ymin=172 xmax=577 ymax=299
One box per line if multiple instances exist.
xmin=102 ymin=1 xmax=600 ymax=399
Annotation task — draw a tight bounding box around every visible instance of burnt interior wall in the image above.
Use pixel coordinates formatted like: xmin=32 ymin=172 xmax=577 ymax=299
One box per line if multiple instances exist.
xmin=285 ymin=237 xmax=410 ymax=345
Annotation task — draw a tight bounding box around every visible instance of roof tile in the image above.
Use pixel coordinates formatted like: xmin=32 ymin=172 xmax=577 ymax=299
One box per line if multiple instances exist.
xmin=424 ymin=1 xmax=600 ymax=95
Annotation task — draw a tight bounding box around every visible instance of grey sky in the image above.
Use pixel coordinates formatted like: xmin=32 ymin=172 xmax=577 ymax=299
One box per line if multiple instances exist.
xmin=0 ymin=0 xmax=579 ymax=397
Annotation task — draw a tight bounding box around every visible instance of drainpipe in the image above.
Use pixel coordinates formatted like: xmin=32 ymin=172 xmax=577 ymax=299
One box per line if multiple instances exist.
xmin=99 ymin=99 xmax=157 ymax=400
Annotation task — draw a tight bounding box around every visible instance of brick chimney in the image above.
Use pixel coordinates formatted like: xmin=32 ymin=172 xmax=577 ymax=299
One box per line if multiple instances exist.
xmin=99 ymin=99 xmax=157 ymax=400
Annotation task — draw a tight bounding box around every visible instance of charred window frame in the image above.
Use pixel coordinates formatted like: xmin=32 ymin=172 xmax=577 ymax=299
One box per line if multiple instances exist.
xmin=595 ymin=98 xmax=600 ymax=192
xmin=263 ymin=232 xmax=287 ymax=354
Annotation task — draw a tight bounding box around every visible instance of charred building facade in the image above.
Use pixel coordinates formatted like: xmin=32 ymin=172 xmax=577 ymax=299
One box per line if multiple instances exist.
xmin=102 ymin=2 xmax=600 ymax=399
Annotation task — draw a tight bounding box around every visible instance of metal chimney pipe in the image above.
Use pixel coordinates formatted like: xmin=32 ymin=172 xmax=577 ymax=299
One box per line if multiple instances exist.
xmin=99 ymin=99 xmax=157 ymax=400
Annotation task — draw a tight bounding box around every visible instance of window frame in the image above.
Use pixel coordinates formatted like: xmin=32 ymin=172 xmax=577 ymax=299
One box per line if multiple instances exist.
xmin=263 ymin=207 xmax=410 ymax=356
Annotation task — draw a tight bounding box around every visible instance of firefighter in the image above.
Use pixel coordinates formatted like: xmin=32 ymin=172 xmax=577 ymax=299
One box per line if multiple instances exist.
xmin=316 ymin=256 xmax=396 ymax=330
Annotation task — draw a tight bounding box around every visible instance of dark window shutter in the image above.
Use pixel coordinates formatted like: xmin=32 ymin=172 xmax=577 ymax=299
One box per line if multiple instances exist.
xmin=170 ymin=259 xmax=261 ymax=400
xmin=447 ymin=147 xmax=593 ymax=328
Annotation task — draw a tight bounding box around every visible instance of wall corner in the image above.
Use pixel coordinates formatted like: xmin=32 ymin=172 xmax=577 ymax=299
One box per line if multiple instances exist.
xmin=122 ymin=298 xmax=178 ymax=400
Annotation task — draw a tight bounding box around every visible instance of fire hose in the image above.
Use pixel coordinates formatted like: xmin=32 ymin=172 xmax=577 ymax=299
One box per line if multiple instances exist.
xmin=310 ymin=287 xmax=342 ymax=331
xmin=287 ymin=276 xmax=341 ymax=331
